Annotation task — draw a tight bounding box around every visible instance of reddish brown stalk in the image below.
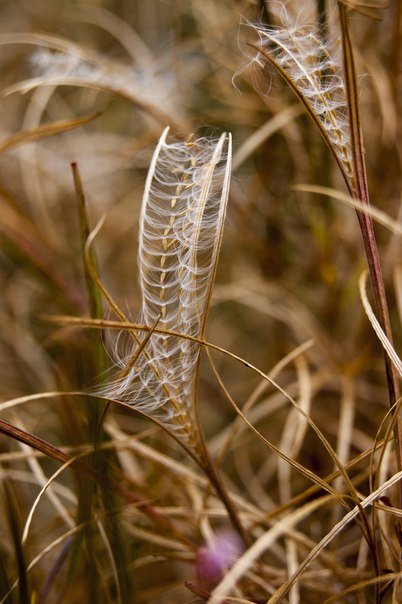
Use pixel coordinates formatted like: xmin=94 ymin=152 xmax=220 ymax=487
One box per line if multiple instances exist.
xmin=339 ymin=9 xmax=402 ymax=595
xmin=338 ymin=4 xmax=402 ymax=478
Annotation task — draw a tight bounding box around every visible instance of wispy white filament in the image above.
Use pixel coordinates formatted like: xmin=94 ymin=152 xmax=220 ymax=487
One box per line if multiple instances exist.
xmin=109 ymin=128 xmax=232 ymax=447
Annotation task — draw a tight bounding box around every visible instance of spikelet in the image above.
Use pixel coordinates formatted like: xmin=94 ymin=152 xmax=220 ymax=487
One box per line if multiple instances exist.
xmin=109 ymin=128 xmax=231 ymax=450
xmin=246 ymin=14 xmax=355 ymax=187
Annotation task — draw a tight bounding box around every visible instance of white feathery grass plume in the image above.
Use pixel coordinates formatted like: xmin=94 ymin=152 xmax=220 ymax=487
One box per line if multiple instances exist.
xmin=109 ymin=128 xmax=232 ymax=450
xmin=243 ymin=11 xmax=355 ymax=188
xmin=1 ymin=36 xmax=182 ymax=129
xmin=27 ymin=47 xmax=175 ymax=112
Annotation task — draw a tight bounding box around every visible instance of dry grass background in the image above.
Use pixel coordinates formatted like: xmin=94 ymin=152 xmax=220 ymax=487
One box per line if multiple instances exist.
xmin=0 ymin=0 xmax=401 ymax=602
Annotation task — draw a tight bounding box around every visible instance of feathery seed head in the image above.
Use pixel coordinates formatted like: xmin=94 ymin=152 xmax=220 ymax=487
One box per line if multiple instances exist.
xmin=241 ymin=13 xmax=356 ymax=187
xmin=107 ymin=128 xmax=232 ymax=450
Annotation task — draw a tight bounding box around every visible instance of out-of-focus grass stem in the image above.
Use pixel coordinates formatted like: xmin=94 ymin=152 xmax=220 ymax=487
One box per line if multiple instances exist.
xmin=72 ymin=162 xmax=106 ymax=392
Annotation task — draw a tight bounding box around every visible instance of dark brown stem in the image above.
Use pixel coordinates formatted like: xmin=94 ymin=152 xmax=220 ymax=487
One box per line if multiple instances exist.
xmin=199 ymin=440 xmax=251 ymax=548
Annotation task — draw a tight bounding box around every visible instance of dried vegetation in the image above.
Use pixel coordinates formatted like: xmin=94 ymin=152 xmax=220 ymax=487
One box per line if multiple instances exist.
xmin=0 ymin=1 xmax=401 ymax=602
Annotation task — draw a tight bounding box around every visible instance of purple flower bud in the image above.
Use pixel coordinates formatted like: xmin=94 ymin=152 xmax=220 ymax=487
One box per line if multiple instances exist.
xmin=196 ymin=530 xmax=244 ymax=590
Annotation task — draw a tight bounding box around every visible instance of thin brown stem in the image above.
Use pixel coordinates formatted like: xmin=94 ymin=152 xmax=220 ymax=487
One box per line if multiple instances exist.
xmin=199 ymin=439 xmax=252 ymax=548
